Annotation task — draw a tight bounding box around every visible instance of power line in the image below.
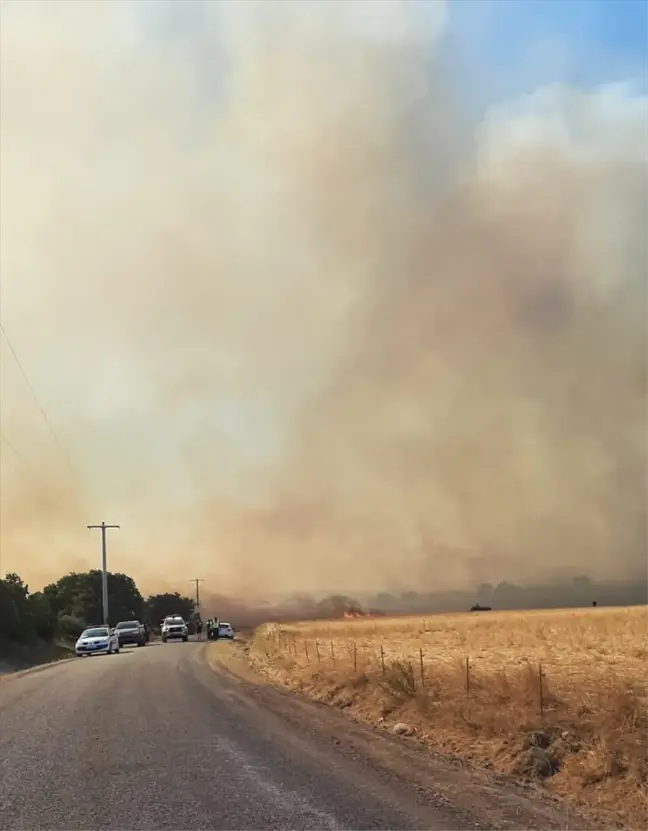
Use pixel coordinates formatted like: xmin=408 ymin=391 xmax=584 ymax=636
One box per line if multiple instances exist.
xmin=0 ymin=430 xmax=46 ymax=486
xmin=0 ymin=322 xmax=80 ymax=482
xmin=0 ymin=440 xmax=32 ymax=487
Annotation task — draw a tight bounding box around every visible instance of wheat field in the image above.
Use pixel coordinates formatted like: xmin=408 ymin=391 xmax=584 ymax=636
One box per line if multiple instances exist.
xmin=252 ymin=606 xmax=648 ymax=830
xmin=278 ymin=606 xmax=646 ymax=685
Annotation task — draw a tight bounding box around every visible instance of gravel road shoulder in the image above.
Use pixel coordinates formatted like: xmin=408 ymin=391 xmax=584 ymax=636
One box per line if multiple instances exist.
xmin=207 ymin=640 xmax=593 ymax=831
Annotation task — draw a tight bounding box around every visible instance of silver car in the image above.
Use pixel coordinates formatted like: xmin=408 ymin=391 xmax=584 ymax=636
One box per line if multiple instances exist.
xmin=75 ymin=626 xmax=120 ymax=656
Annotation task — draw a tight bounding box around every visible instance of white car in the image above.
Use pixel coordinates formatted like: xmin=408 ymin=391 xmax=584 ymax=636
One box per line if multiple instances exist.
xmin=75 ymin=626 xmax=120 ymax=656
xmin=218 ymin=622 xmax=234 ymax=639
xmin=161 ymin=617 xmax=189 ymax=642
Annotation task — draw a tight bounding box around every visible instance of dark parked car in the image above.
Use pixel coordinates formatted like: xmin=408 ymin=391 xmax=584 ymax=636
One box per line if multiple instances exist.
xmin=114 ymin=620 xmax=146 ymax=647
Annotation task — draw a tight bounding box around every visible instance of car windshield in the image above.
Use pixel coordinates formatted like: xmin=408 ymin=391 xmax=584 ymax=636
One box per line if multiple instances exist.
xmin=116 ymin=622 xmax=139 ymax=629
xmin=81 ymin=628 xmax=109 ymax=638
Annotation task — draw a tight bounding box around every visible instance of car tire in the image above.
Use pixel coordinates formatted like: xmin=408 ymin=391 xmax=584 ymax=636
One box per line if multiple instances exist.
xmin=183 ymin=636 xmax=188 ymax=642
xmin=162 ymin=636 xmax=167 ymax=643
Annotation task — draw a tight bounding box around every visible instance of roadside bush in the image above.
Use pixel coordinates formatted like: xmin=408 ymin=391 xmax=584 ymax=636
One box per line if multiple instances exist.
xmin=0 ymin=577 xmax=23 ymax=640
xmin=0 ymin=573 xmax=53 ymax=642
xmin=57 ymin=614 xmax=86 ymax=641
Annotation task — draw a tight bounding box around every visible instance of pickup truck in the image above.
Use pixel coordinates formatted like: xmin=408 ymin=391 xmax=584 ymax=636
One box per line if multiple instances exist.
xmin=161 ymin=616 xmax=189 ymax=643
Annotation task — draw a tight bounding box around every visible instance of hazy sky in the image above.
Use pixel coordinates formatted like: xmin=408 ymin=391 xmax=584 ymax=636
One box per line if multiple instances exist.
xmin=1 ymin=0 xmax=646 ymax=597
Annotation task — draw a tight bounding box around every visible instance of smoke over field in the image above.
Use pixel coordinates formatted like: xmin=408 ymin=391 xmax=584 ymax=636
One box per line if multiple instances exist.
xmin=1 ymin=1 xmax=646 ymax=597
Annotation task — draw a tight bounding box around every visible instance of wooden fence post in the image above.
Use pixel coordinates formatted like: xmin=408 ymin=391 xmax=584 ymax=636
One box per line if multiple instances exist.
xmin=538 ymin=663 xmax=544 ymax=718
xmin=315 ymin=641 xmax=320 ymax=663
xmin=330 ymin=641 xmax=336 ymax=666
xmin=465 ymin=657 xmax=470 ymax=696
xmin=353 ymin=641 xmax=357 ymax=672
xmin=380 ymin=644 xmax=385 ymax=675
xmin=419 ymin=647 xmax=425 ymax=687
xmin=304 ymin=640 xmax=309 ymax=662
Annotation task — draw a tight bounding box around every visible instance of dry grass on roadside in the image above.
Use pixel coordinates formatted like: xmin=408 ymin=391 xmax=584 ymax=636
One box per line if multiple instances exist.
xmin=248 ymin=606 xmax=648 ymax=830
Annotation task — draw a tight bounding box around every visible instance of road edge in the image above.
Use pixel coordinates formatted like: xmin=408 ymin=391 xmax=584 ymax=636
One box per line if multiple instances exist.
xmin=202 ymin=639 xmax=603 ymax=831
xmin=0 ymin=655 xmax=79 ymax=683
xmin=203 ymin=639 xmax=263 ymax=684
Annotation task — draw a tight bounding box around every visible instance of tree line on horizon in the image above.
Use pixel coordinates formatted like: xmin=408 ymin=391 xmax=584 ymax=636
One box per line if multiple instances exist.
xmin=364 ymin=575 xmax=648 ymax=614
xmin=0 ymin=569 xmax=197 ymax=648
xmin=1 ymin=568 xmax=646 ymax=652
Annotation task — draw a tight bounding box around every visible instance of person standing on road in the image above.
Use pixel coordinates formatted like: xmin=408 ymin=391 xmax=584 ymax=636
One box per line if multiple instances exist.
xmin=196 ymin=619 xmax=203 ymax=640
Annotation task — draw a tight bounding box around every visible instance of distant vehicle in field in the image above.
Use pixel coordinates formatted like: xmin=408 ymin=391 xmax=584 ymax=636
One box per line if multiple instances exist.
xmin=218 ymin=622 xmax=234 ymax=639
xmin=470 ymin=603 xmax=492 ymax=612
xmin=114 ymin=620 xmax=146 ymax=648
xmin=75 ymin=626 xmax=119 ymax=656
xmin=161 ymin=616 xmax=189 ymax=642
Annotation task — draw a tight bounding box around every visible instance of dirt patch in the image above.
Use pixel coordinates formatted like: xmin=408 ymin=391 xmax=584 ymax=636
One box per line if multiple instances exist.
xmin=205 ymin=638 xmax=260 ymax=684
xmin=243 ymin=613 xmax=647 ymax=831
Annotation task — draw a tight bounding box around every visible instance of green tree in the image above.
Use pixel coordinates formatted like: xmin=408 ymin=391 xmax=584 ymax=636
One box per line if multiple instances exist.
xmin=26 ymin=592 xmax=58 ymax=640
xmin=43 ymin=570 xmax=144 ymax=627
xmin=0 ymin=573 xmax=26 ymax=640
xmin=0 ymin=573 xmax=57 ymax=642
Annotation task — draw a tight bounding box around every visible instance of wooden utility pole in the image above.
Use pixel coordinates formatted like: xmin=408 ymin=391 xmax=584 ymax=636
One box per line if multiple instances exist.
xmin=190 ymin=578 xmax=204 ymax=615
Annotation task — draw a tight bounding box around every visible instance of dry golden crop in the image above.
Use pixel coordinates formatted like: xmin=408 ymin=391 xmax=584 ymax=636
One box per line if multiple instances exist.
xmin=250 ymin=606 xmax=648 ymax=830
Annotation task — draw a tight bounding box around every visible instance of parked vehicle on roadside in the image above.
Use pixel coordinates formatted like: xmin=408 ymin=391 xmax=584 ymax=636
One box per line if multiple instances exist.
xmin=218 ymin=622 xmax=235 ymax=640
xmin=114 ymin=620 xmax=147 ymax=648
xmin=75 ymin=626 xmax=120 ymax=656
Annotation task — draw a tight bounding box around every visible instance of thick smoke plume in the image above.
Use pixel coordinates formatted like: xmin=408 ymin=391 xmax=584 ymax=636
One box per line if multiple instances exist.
xmin=1 ymin=1 xmax=646 ymax=598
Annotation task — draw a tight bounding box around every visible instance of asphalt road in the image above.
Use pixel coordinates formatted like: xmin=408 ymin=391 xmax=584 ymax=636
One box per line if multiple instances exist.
xmin=0 ymin=641 xmax=582 ymax=831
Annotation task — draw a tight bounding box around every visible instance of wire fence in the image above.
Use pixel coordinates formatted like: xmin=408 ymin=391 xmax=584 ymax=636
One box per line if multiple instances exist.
xmin=258 ymin=627 xmax=646 ymax=722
